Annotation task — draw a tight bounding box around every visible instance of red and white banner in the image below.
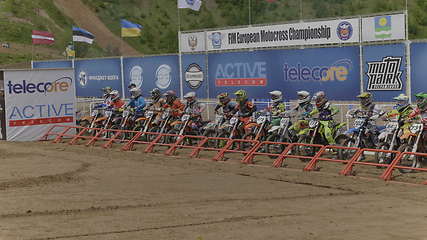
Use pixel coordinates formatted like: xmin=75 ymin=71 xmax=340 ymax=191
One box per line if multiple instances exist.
xmin=32 ymin=30 xmax=55 ymax=45
xmin=4 ymin=69 xmax=76 ymax=141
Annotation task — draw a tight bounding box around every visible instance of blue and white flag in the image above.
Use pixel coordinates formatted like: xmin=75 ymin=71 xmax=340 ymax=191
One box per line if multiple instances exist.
xmin=72 ymin=26 xmax=95 ymax=44
xmin=178 ymin=0 xmax=202 ymax=11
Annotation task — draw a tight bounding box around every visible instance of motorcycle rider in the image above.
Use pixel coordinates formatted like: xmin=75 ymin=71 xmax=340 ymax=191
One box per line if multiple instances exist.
xmin=127 ymin=87 xmax=146 ymax=118
xmin=183 ymin=91 xmax=206 ymax=128
xmin=145 ymin=88 xmax=164 ymax=110
xmin=108 ymin=90 xmax=125 ymax=109
xmin=162 ymin=90 xmax=185 ymax=118
xmin=266 ymin=90 xmax=286 ymax=127
xmin=288 ymin=90 xmax=313 ymax=135
xmin=308 ymin=91 xmax=340 ymax=145
xmin=214 ymin=92 xmax=236 ymax=119
xmin=408 ymin=92 xmax=427 ymax=151
xmin=232 ymin=90 xmax=257 ymax=134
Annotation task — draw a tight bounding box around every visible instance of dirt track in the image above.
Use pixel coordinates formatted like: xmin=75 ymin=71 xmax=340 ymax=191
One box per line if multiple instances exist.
xmin=1 ymin=141 xmax=427 ymax=240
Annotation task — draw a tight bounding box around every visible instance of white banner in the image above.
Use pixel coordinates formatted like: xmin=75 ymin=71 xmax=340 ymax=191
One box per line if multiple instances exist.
xmin=180 ymin=32 xmax=206 ymax=53
xmin=362 ymin=13 xmax=406 ymax=42
xmin=205 ymin=18 xmax=360 ymax=51
xmin=4 ymin=69 xmax=76 ymax=141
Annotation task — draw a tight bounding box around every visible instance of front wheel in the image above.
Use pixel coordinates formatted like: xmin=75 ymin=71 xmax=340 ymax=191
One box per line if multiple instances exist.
xmin=397 ymin=144 xmax=421 ymax=173
xmin=337 ymin=137 xmax=357 ymax=161
xmin=241 ymin=133 xmax=257 ymax=151
xmin=203 ymin=129 xmax=218 ymax=148
xmin=296 ymin=135 xmax=316 ymax=162
xmin=264 ymin=134 xmax=288 ymax=159
xmin=375 ymin=143 xmax=395 ymax=166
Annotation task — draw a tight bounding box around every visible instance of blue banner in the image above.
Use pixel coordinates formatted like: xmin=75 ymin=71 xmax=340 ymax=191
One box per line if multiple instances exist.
xmin=363 ymin=43 xmax=406 ymax=101
xmin=123 ymin=55 xmax=180 ymax=98
xmin=32 ymin=60 xmax=72 ymax=69
xmin=182 ymin=54 xmax=208 ymax=98
xmin=208 ymin=46 xmax=360 ymax=101
xmin=411 ymin=43 xmax=427 ymax=96
xmin=74 ymin=58 xmax=122 ymax=97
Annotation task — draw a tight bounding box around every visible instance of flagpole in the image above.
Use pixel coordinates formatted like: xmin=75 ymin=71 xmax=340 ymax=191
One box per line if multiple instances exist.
xmin=248 ymin=0 xmax=251 ymax=25
xmin=178 ymin=6 xmax=184 ymax=100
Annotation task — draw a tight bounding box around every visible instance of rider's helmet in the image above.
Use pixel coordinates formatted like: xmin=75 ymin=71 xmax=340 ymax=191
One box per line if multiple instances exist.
xmin=269 ymin=90 xmax=283 ymax=104
xmin=297 ymin=90 xmax=310 ymax=104
xmin=312 ymin=91 xmax=328 ymax=108
xmin=102 ymin=86 xmax=112 ymax=98
xmin=357 ymin=92 xmax=373 ymax=109
xmin=234 ymin=89 xmax=247 ymax=103
xmin=393 ymin=93 xmax=409 ymax=111
xmin=150 ymin=88 xmax=161 ymax=102
xmin=129 ymin=87 xmax=142 ymax=99
xmin=184 ymin=91 xmax=196 ymax=104
xmin=163 ymin=90 xmax=177 ymax=103
xmin=415 ymin=92 xmax=427 ymax=111
xmin=217 ymin=92 xmax=230 ymax=105
xmin=128 ymin=83 xmax=137 ymax=89
xmin=110 ymin=90 xmax=120 ymax=102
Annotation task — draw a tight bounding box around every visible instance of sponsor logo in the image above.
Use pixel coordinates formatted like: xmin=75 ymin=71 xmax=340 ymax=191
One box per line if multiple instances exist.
xmin=79 ymin=71 xmax=87 ymax=87
xmin=7 ymin=77 xmax=73 ymax=95
xmin=188 ymin=35 xmax=198 ymax=51
xmin=215 ymin=62 xmax=267 ymax=86
xmin=366 ymin=56 xmax=403 ymax=90
xmin=209 ymin=32 xmax=223 ymax=49
xmin=375 ymin=16 xmax=392 ymax=39
xmin=337 ymin=21 xmax=353 ymax=41
xmin=8 ymin=103 xmax=74 ymax=127
xmin=283 ymin=59 xmax=352 ymax=82
xmin=129 ymin=65 xmax=143 ymax=89
xmin=185 ymin=63 xmax=204 ymax=89
xmin=155 ymin=64 xmax=172 ymax=89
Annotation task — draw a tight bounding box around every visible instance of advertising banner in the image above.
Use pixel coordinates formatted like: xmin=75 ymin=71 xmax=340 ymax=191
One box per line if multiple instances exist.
xmin=123 ymin=55 xmax=180 ymax=98
xmin=74 ymin=58 xmax=122 ymax=97
xmin=206 ymin=18 xmax=360 ymax=51
xmin=182 ymin=54 xmax=208 ymax=98
xmin=180 ymin=32 xmax=206 ymax=53
xmin=4 ymin=69 xmax=76 ymax=141
xmin=410 ymin=42 xmax=427 ymax=95
xmin=32 ymin=60 xmax=73 ymax=69
xmin=362 ymin=13 xmax=406 ymax=42
xmin=0 ymin=74 xmax=5 ymax=140
xmin=363 ymin=43 xmax=406 ymax=101
xmin=208 ymin=46 xmax=360 ymax=101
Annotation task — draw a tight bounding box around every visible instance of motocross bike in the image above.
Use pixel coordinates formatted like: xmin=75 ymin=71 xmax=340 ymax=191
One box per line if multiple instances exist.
xmin=240 ymin=112 xmax=271 ymax=151
xmin=296 ymin=118 xmax=347 ymax=160
xmin=263 ymin=114 xmax=294 ymax=158
xmin=146 ymin=109 xmax=174 ymax=142
xmin=78 ymin=108 xmax=105 ymax=135
xmin=111 ymin=108 xmax=135 ymax=141
xmin=202 ymin=114 xmax=226 ymax=147
xmin=375 ymin=118 xmax=400 ymax=165
xmin=397 ymin=121 xmax=424 ymax=173
xmin=338 ymin=111 xmax=380 ymax=161
xmin=216 ymin=115 xmax=243 ymax=148
xmin=132 ymin=109 xmax=158 ymax=142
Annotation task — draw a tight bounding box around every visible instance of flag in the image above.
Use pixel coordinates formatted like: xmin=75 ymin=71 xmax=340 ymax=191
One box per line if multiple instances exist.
xmin=32 ymin=30 xmax=55 ymax=45
xmin=72 ymin=26 xmax=95 ymax=44
xmin=121 ymin=19 xmax=143 ymax=37
xmin=65 ymin=43 xmax=75 ymax=58
xmin=178 ymin=0 xmax=202 ymax=11
xmin=375 ymin=16 xmax=392 ymax=39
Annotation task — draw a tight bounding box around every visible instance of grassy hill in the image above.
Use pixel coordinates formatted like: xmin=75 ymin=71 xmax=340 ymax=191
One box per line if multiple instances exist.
xmin=0 ymin=0 xmax=426 ymax=66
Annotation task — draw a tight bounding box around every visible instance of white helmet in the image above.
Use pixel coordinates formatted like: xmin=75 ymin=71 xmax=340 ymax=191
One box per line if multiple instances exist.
xmin=297 ymin=90 xmax=310 ymax=104
xmin=110 ymin=90 xmax=120 ymax=101
xmin=269 ymin=90 xmax=282 ymax=103
xmin=184 ymin=91 xmax=196 ymax=103
xmin=130 ymin=87 xmax=142 ymax=99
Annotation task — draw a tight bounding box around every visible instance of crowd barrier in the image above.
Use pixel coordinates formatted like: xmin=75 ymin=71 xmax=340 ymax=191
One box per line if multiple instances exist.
xmin=40 ymin=125 xmax=427 ymax=185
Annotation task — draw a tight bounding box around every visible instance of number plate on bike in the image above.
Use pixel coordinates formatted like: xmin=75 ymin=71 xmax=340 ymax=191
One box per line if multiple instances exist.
xmin=91 ymin=110 xmax=98 ymax=117
xmin=309 ymin=120 xmax=319 ymax=128
xmin=230 ymin=117 xmax=238 ymax=125
xmin=353 ymin=118 xmax=365 ymax=128
xmin=280 ymin=118 xmax=289 ymax=127
xmin=145 ymin=111 xmax=154 ymax=118
xmin=410 ymin=123 xmax=423 ymax=134
xmin=123 ymin=110 xmax=130 ymax=117
xmin=105 ymin=110 xmax=113 ymax=117
xmin=257 ymin=116 xmax=267 ymax=124
xmin=182 ymin=114 xmax=190 ymax=121
xmin=386 ymin=122 xmax=398 ymax=130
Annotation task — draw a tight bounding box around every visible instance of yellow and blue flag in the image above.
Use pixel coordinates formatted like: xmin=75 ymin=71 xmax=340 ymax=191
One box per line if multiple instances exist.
xmin=121 ymin=19 xmax=143 ymax=37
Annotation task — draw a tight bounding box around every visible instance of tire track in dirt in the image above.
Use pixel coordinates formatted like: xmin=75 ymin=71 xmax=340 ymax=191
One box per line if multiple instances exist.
xmin=0 ymin=162 xmax=90 ymax=191
xmin=30 ymin=213 xmax=302 ymax=240
xmin=0 ymin=191 xmax=358 ymax=220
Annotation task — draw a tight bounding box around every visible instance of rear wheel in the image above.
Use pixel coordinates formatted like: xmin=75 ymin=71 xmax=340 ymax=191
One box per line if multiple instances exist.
xmin=397 ymin=144 xmax=421 ymax=173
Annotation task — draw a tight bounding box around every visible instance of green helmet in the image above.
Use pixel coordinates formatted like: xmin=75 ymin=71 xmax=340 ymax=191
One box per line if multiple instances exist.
xmin=415 ymin=92 xmax=427 ymax=111
xmin=234 ymin=89 xmax=247 ymax=103
xmin=357 ymin=92 xmax=373 ymax=108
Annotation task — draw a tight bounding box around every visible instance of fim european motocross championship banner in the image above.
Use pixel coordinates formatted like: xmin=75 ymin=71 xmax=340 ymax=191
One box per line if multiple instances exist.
xmin=3 ymin=69 xmax=76 ymax=141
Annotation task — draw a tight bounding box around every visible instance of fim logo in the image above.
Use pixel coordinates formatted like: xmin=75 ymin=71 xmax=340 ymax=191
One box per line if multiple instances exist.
xmin=209 ymin=32 xmax=222 ymax=49
xmin=367 ymin=56 xmax=403 ymax=91
xmin=336 ymin=21 xmax=353 ymax=41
